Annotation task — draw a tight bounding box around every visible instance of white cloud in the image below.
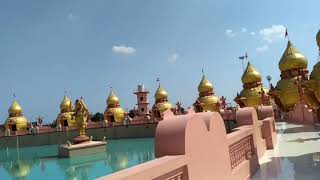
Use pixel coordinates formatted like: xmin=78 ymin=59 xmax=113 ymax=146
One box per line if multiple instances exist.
xmin=168 ymin=53 xmax=180 ymax=64
xmin=250 ymin=32 xmax=256 ymax=36
xmin=112 ymin=45 xmax=136 ymax=54
xmin=67 ymin=13 xmax=80 ymax=22
xmin=241 ymin=28 xmax=247 ymax=33
xmin=256 ymin=45 xmax=269 ymax=53
xmin=259 ymin=25 xmax=286 ymax=43
xmin=225 ymin=29 xmax=235 ymax=38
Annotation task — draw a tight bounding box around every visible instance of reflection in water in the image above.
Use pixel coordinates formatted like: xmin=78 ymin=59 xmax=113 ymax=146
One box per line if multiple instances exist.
xmin=0 ymin=138 xmax=155 ymax=180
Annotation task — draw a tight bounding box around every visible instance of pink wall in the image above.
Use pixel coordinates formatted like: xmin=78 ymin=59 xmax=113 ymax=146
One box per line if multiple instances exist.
xmin=100 ymin=106 xmax=277 ymax=180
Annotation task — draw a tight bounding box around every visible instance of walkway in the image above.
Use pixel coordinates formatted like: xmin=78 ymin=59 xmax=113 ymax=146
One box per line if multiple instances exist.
xmin=251 ymin=122 xmax=320 ymax=180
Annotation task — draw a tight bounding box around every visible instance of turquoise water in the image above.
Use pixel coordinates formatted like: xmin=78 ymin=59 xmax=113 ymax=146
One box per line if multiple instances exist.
xmin=0 ymin=138 xmax=155 ymax=180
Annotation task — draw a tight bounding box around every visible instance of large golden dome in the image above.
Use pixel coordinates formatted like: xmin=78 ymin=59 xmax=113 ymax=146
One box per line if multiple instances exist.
xmin=241 ymin=62 xmax=262 ymax=84
xmin=279 ymin=41 xmax=308 ymax=72
xmin=274 ymin=77 xmax=300 ymax=110
xmin=198 ymin=75 xmax=214 ymax=93
xmin=8 ymin=100 xmax=23 ymax=117
xmin=317 ymin=30 xmax=320 ymax=49
xmin=155 ymin=85 xmax=168 ymax=100
xmin=107 ymin=91 xmax=120 ymax=106
xmin=60 ymin=96 xmax=73 ymax=112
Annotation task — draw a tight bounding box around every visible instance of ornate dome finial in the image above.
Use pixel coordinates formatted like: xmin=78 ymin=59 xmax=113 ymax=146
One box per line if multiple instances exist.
xmin=8 ymin=100 xmax=23 ymax=117
xmin=279 ymin=41 xmax=308 ymax=72
xmin=241 ymin=62 xmax=262 ymax=84
xmin=198 ymin=75 xmax=214 ymax=93
xmin=155 ymin=85 xmax=168 ymax=100
xmin=107 ymin=90 xmax=120 ymax=106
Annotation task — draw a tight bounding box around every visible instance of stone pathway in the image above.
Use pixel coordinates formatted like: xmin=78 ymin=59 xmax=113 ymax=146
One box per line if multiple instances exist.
xmin=251 ymin=122 xmax=320 ymax=180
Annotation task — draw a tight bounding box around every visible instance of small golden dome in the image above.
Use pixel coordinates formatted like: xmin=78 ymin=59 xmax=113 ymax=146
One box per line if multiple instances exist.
xmin=8 ymin=100 xmax=23 ymax=117
xmin=5 ymin=116 xmax=29 ymax=131
xmin=198 ymin=75 xmax=214 ymax=93
xmin=239 ymin=87 xmax=263 ymax=107
xmin=310 ymin=62 xmax=320 ymax=80
xmin=279 ymin=41 xmax=308 ymax=72
xmin=316 ymin=30 xmax=320 ymax=49
xmin=241 ymin=62 xmax=262 ymax=84
xmin=107 ymin=91 xmax=120 ymax=106
xmin=60 ymin=96 xmax=73 ymax=111
xmin=155 ymin=85 xmax=168 ymax=100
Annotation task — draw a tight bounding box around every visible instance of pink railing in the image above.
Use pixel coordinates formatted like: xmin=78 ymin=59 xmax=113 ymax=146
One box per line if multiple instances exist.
xmin=228 ymin=134 xmax=254 ymax=169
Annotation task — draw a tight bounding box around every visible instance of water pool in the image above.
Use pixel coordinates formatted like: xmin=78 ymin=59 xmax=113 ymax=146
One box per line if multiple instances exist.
xmin=0 ymin=138 xmax=155 ymax=180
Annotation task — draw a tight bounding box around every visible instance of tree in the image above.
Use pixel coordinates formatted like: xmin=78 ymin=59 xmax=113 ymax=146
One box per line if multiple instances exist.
xmin=91 ymin=112 xmax=104 ymax=122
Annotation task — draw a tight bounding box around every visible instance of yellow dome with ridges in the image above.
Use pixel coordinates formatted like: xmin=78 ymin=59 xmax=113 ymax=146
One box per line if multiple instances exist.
xmin=198 ymin=75 xmax=214 ymax=93
xmin=60 ymin=96 xmax=73 ymax=112
xmin=241 ymin=62 xmax=262 ymax=84
xmin=155 ymin=85 xmax=168 ymax=100
xmin=107 ymin=91 xmax=120 ymax=106
xmin=279 ymin=41 xmax=308 ymax=72
xmin=8 ymin=100 xmax=23 ymax=117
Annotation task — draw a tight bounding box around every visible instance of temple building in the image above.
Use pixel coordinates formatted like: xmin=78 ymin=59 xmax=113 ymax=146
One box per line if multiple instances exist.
xmin=193 ymin=75 xmax=220 ymax=112
xmin=234 ymin=62 xmax=270 ymax=107
xmin=152 ymin=84 xmax=173 ymax=118
xmin=4 ymin=100 xmax=29 ymax=132
xmin=56 ymin=96 xmax=76 ymax=127
xmin=302 ymin=30 xmax=320 ymax=110
xmin=104 ymin=90 xmax=125 ymax=123
xmin=269 ymin=41 xmax=313 ymax=112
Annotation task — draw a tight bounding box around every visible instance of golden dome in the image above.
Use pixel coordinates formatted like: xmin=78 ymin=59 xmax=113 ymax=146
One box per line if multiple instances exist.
xmin=197 ymin=95 xmax=220 ymax=112
xmin=105 ymin=107 xmax=125 ymax=123
xmin=152 ymin=101 xmax=173 ymax=113
xmin=317 ymin=30 xmax=320 ymax=49
xmin=198 ymin=75 xmax=214 ymax=93
xmin=107 ymin=91 xmax=120 ymax=106
xmin=310 ymin=62 xmax=320 ymax=80
xmin=8 ymin=100 xmax=23 ymax=117
xmin=241 ymin=62 xmax=262 ymax=84
xmin=239 ymin=87 xmax=265 ymax=107
xmin=274 ymin=77 xmax=300 ymax=110
xmin=155 ymin=85 xmax=168 ymax=100
xmin=5 ymin=116 xmax=29 ymax=131
xmin=60 ymin=96 xmax=73 ymax=112
xmin=279 ymin=41 xmax=308 ymax=72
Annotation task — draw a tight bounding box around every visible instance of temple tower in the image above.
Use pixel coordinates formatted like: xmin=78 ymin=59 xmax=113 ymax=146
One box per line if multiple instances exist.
xmin=134 ymin=84 xmax=150 ymax=116
xmin=234 ymin=62 xmax=270 ymax=107
xmin=4 ymin=100 xmax=29 ymax=132
xmin=193 ymin=75 xmax=220 ymax=112
xmin=152 ymin=84 xmax=173 ymax=118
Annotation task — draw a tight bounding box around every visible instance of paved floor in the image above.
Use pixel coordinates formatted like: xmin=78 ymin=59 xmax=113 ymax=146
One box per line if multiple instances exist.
xmin=251 ymin=122 xmax=320 ymax=180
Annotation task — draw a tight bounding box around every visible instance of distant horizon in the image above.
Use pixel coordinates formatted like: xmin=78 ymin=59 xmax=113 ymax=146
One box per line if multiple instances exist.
xmin=0 ymin=0 xmax=319 ymax=123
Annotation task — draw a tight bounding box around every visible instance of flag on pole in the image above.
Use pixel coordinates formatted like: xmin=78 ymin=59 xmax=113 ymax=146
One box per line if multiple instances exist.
xmin=156 ymin=77 xmax=160 ymax=82
xmin=239 ymin=55 xmax=245 ymax=60
xmin=239 ymin=52 xmax=248 ymax=60
xmin=285 ymin=28 xmax=288 ymax=37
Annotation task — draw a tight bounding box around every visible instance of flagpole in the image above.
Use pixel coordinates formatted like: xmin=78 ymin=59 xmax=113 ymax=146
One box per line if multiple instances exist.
xmin=241 ymin=59 xmax=244 ymax=72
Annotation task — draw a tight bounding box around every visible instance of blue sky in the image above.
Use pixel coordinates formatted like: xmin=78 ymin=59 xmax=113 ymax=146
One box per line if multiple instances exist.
xmin=0 ymin=0 xmax=319 ymax=123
